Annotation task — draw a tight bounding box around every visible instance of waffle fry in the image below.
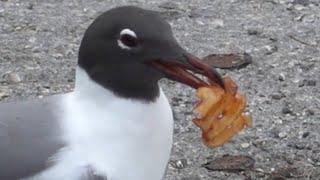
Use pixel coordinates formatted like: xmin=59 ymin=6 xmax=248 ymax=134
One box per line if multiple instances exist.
xmin=193 ymin=77 xmax=252 ymax=148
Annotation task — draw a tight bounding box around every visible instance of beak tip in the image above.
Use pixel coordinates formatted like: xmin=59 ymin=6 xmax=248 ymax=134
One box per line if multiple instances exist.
xmin=184 ymin=53 xmax=225 ymax=89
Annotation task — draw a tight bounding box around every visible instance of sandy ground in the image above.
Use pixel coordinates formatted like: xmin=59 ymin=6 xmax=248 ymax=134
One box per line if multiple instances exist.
xmin=0 ymin=0 xmax=319 ymax=179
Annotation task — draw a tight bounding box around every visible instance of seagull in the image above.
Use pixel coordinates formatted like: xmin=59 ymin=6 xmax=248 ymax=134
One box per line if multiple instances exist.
xmin=0 ymin=6 xmax=224 ymax=180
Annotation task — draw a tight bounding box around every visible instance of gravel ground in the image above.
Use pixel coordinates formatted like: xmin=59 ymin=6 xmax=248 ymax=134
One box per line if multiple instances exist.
xmin=1 ymin=0 xmax=319 ymax=179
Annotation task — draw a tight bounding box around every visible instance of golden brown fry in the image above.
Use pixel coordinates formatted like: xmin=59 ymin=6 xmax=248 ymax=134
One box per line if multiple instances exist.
xmin=194 ymin=85 xmax=224 ymax=118
xmin=204 ymin=116 xmax=247 ymax=147
xmin=193 ymin=77 xmax=252 ymax=148
xmin=206 ymin=95 xmax=246 ymax=139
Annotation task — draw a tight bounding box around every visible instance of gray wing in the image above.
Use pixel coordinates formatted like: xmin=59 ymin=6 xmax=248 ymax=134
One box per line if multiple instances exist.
xmin=0 ymin=95 xmax=66 ymax=180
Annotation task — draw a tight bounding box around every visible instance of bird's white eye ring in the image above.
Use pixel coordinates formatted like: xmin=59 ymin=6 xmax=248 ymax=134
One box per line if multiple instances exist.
xmin=117 ymin=28 xmax=138 ymax=50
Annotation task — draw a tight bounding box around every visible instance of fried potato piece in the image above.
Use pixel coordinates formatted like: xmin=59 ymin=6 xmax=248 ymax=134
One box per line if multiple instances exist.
xmin=193 ymin=77 xmax=252 ymax=148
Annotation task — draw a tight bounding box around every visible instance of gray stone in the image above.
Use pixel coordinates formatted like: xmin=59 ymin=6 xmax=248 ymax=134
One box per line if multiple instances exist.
xmin=158 ymin=2 xmax=181 ymax=10
xmin=189 ymin=9 xmax=216 ymax=18
xmin=278 ymin=132 xmax=287 ymax=138
xmin=282 ymin=107 xmax=292 ymax=114
xmin=293 ymin=0 xmax=310 ymax=6
xmin=278 ymin=73 xmax=286 ymax=81
xmin=241 ymin=142 xmax=250 ymax=148
xmin=210 ymin=19 xmax=224 ymax=28
xmin=170 ymin=159 xmax=188 ymax=169
xmin=264 ymin=45 xmax=278 ymax=55
xmin=6 ymin=72 xmax=22 ymax=84
xmin=306 ymin=109 xmax=315 ymax=116
xmin=298 ymin=80 xmax=305 ymax=87
xmin=181 ymin=177 xmax=201 ymax=180
xmin=302 ymin=132 xmax=310 ymax=138
xmin=294 ymin=4 xmax=307 ymax=10
xmin=271 ymin=93 xmax=284 ymax=100
xmin=302 ymin=14 xmax=316 ymax=23
xmin=0 ymin=88 xmax=9 ymax=100
xmin=204 ymin=155 xmax=255 ymax=172
xmin=306 ymin=80 xmax=316 ymax=86
xmin=247 ymin=29 xmax=261 ymax=36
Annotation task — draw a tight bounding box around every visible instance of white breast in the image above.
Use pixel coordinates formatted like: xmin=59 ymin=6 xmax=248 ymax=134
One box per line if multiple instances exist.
xmin=30 ymin=68 xmax=174 ymax=180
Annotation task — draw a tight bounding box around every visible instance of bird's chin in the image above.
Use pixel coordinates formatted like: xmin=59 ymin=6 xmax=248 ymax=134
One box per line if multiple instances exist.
xmin=147 ymin=54 xmax=225 ymax=89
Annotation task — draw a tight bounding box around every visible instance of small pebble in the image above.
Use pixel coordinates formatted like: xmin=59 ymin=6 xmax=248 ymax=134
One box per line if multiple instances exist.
xmin=241 ymin=142 xmax=250 ymax=148
xmin=171 ymin=159 xmax=188 ymax=169
xmin=158 ymin=2 xmax=180 ymax=10
xmin=6 ymin=72 xmax=21 ymax=84
xmin=302 ymin=132 xmax=310 ymax=138
xmin=271 ymin=93 xmax=283 ymax=100
xmin=274 ymin=119 xmax=283 ymax=124
xmin=211 ymin=19 xmax=224 ymax=28
xmin=294 ymin=4 xmax=306 ymax=11
xmin=303 ymin=14 xmax=315 ymax=23
xmin=298 ymin=80 xmax=305 ymax=87
xmin=255 ymin=168 xmax=265 ymax=172
xmin=306 ymin=109 xmax=315 ymax=116
xmin=264 ymin=45 xmax=278 ymax=55
xmin=181 ymin=177 xmax=201 ymax=180
xmin=53 ymin=53 xmax=63 ymax=59
xmin=278 ymin=73 xmax=285 ymax=81
xmin=40 ymin=88 xmax=50 ymax=94
xmin=270 ymin=167 xmax=275 ymax=172
xmin=15 ymin=26 xmax=22 ymax=31
xmin=27 ymin=3 xmax=33 ymax=10
xmin=0 ymin=89 xmax=9 ymax=100
xmin=306 ymin=80 xmax=316 ymax=86
xmin=293 ymin=0 xmax=310 ymax=6
xmin=247 ymin=29 xmax=261 ymax=35
xmin=29 ymin=37 xmax=36 ymax=43
xmin=282 ymin=107 xmax=292 ymax=114
xmin=278 ymin=132 xmax=287 ymax=138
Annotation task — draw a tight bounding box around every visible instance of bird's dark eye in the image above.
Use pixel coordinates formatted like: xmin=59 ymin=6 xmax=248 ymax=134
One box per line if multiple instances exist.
xmin=120 ymin=34 xmax=138 ymax=47
xmin=118 ymin=29 xmax=139 ymax=50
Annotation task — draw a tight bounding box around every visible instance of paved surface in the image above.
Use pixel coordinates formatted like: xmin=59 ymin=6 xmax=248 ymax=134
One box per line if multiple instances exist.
xmin=0 ymin=0 xmax=319 ymax=179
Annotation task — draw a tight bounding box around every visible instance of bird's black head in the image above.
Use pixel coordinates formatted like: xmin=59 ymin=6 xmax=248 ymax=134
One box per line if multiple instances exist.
xmin=79 ymin=6 xmax=224 ymax=102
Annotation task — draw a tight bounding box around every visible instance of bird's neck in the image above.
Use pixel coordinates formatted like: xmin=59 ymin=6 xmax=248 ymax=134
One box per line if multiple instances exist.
xmin=75 ymin=65 xmax=160 ymax=102
xmin=59 ymin=67 xmax=174 ymax=180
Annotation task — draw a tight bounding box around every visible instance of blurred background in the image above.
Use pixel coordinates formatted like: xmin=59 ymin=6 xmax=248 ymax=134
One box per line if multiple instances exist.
xmin=0 ymin=0 xmax=319 ymax=179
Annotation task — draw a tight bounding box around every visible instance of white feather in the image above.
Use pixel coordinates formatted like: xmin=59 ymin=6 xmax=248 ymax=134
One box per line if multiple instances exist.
xmin=29 ymin=67 xmax=174 ymax=180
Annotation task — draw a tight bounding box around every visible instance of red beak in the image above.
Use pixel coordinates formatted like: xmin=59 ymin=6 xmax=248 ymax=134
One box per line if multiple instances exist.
xmin=148 ymin=54 xmax=225 ymax=89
